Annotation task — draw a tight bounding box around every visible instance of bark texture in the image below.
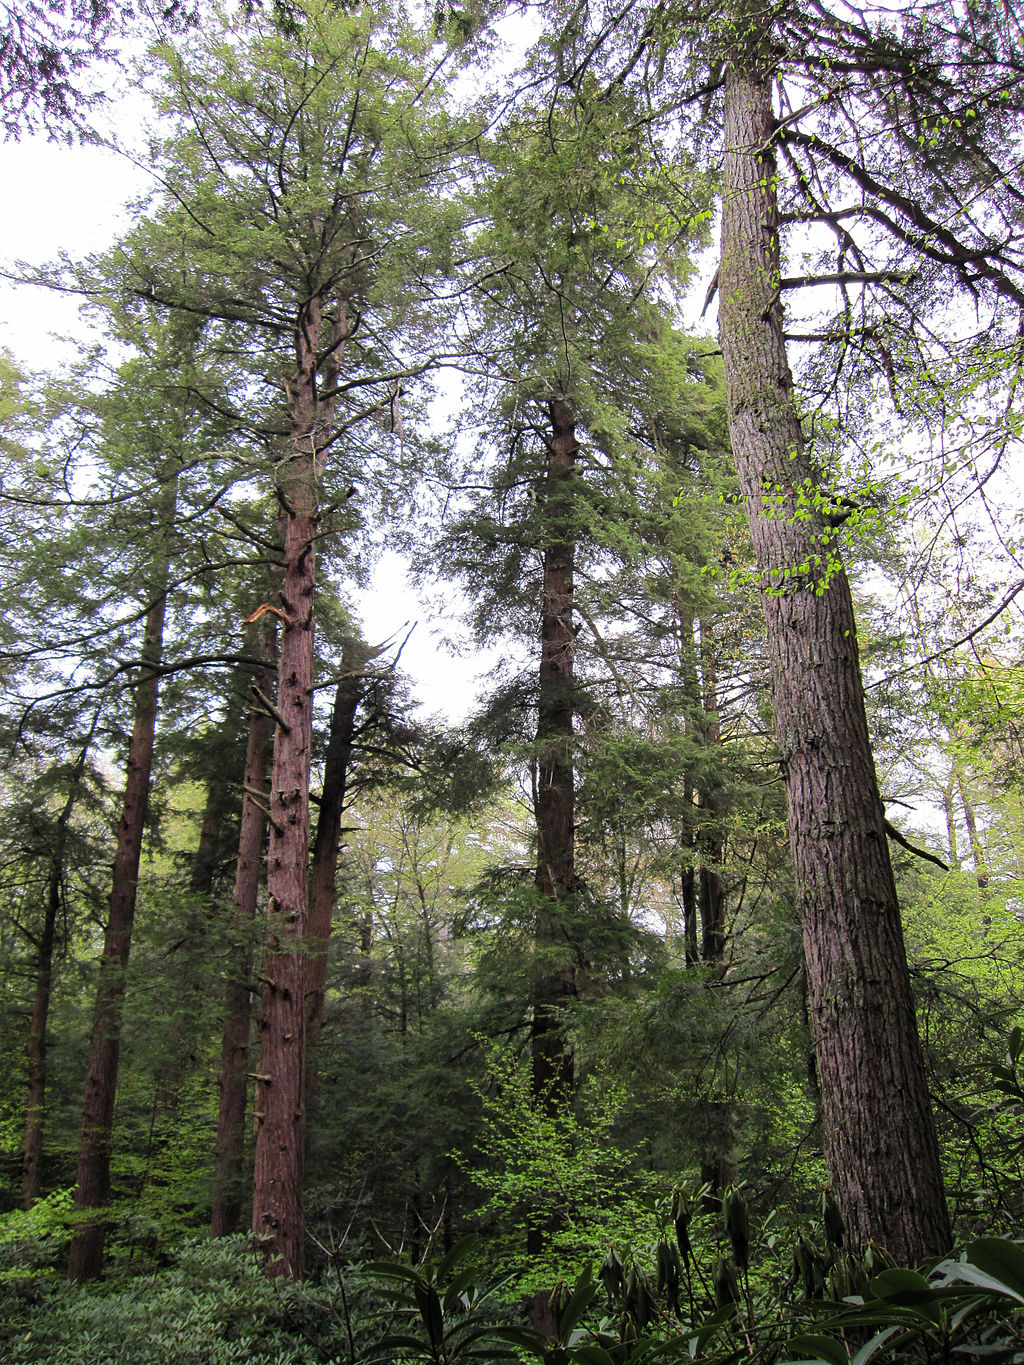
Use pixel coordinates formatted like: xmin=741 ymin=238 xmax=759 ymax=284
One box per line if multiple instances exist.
xmin=716 ymin=7 xmax=950 ymax=1262
xmin=531 ymin=398 xmax=579 ymax=1116
xmin=251 ymin=299 xmax=323 ymax=1277
xmin=528 ymin=400 xmax=579 ymax=1329
xmin=211 ymin=621 xmax=276 ymax=1238
xmin=68 ymin=476 xmax=177 ymax=1281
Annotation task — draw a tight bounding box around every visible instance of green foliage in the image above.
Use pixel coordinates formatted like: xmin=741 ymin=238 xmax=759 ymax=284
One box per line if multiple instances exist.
xmin=462 ymin=1046 xmax=666 ymax=1294
xmin=0 ymin=1237 xmax=348 ymax=1363
xmin=365 ymin=1233 xmax=539 ymax=1365
xmin=0 ymin=1188 xmax=74 ymax=1278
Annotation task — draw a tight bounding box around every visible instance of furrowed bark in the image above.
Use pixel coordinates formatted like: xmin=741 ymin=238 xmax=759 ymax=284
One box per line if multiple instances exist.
xmin=211 ymin=619 xmax=276 ymax=1238
xmin=251 ymin=298 xmax=323 ymax=1278
xmin=531 ymin=397 xmax=579 ymax=1115
xmin=68 ymin=474 xmax=177 ymax=1282
xmin=529 ymin=400 xmax=579 ymax=1329
xmin=716 ymin=3 xmax=950 ymax=1262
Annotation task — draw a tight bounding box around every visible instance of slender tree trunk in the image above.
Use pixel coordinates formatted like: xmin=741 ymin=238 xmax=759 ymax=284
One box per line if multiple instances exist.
xmin=251 ymin=299 xmax=323 ymax=1278
xmin=697 ymin=621 xmax=727 ymax=962
xmin=716 ymin=7 xmax=950 ymax=1262
xmin=954 ymin=766 xmax=990 ymax=893
xmin=155 ymin=701 xmax=249 ymax=1120
xmin=20 ymin=725 xmax=95 ymax=1209
xmin=211 ymin=621 xmax=276 ymax=1238
xmin=190 ymin=779 xmax=227 ymax=900
xmin=21 ymin=862 xmax=61 ymax=1210
xmin=678 ymin=609 xmax=701 ymax=966
xmin=306 ymin=637 xmax=367 ymax=1072
xmin=68 ymin=476 xmax=177 ymax=1282
xmin=941 ymin=771 xmax=960 ymax=868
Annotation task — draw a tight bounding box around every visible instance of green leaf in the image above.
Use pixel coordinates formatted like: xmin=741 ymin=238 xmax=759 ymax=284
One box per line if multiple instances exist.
xmin=434 ymin=1233 xmax=481 ymax=1280
xmin=568 ymin=1346 xmax=619 ymax=1365
xmin=782 ymin=1333 xmax=850 ymax=1365
xmin=558 ymin=1266 xmax=598 ymax=1338
xmin=850 ymin=1326 xmax=901 ymax=1365
xmin=963 ymin=1238 xmax=1024 ymax=1300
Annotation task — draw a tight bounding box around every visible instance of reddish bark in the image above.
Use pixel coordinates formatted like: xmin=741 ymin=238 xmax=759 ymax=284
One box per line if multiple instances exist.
xmin=211 ymin=621 xmax=276 ymax=1238
xmin=717 ymin=8 xmax=950 ymax=1261
xmin=68 ymin=475 xmax=177 ymax=1282
xmin=251 ymin=297 xmax=323 ymax=1278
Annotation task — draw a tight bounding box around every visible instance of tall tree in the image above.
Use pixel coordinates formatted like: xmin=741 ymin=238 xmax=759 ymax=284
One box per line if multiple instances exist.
xmin=67 ymin=462 xmax=179 ymax=1281
xmin=545 ymin=0 xmax=1024 ymax=1260
xmin=79 ymin=0 xmax=465 ymax=1275
xmin=20 ymin=713 xmax=100 ymax=1208
xmin=712 ymin=0 xmax=950 ymax=1260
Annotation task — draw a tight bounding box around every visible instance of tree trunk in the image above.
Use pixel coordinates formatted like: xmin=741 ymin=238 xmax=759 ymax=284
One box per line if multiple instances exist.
xmin=716 ymin=8 xmax=950 ymax=1263
xmin=211 ymin=620 xmax=276 ymax=1238
xmin=306 ymin=637 xmax=367 ymax=1074
xmin=68 ymin=476 xmax=177 ymax=1282
xmin=955 ymin=765 xmax=990 ymax=894
xmin=155 ymin=700 xmax=248 ymax=1120
xmin=697 ymin=620 xmax=727 ymax=962
xmin=21 ymin=861 xmax=61 ymax=1210
xmin=531 ymin=397 xmax=579 ymax=1116
xmin=528 ymin=400 xmax=578 ymax=1330
xmin=21 ymin=726 xmax=94 ymax=1209
xmin=251 ymin=298 xmax=323 ymax=1278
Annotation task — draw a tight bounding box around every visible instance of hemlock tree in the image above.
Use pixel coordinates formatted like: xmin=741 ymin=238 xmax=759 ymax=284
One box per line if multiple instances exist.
xmin=423 ymin=68 xmax=713 ymax=1307
xmin=714 ymin=0 xmax=950 ymax=1259
xmin=539 ymin=0 xmax=1024 ymax=1262
xmin=65 ymin=334 xmax=216 ymax=1281
xmin=74 ymin=0 xmax=465 ymax=1275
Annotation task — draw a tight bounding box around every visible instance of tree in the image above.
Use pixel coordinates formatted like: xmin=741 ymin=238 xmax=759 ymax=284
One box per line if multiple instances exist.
xmin=20 ymin=715 xmax=101 ymax=1208
xmin=536 ymin=0 xmax=1024 ymax=1261
xmin=83 ymin=0 xmax=466 ymax=1275
xmin=0 ymin=0 xmax=200 ymax=136
xmin=421 ymin=67 xmax=714 ymax=1313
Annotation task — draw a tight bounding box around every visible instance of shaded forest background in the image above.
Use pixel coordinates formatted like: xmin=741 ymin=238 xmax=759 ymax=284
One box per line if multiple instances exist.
xmin=1 ymin=0 xmax=1024 ymax=1360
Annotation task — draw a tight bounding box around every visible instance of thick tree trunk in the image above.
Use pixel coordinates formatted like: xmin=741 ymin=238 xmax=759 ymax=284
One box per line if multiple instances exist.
xmin=68 ymin=477 xmax=177 ymax=1281
xmin=211 ymin=622 xmax=276 ymax=1238
xmin=251 ymin=299 xmax=323 ymax=1278
xmin=531 ymin=398 xmax=579 ymax=1117
xmin=306 ymin=637 xmax=367 ymax=1071
xmin=717 ymin=11 xmax=950 ymax=1262
xmin=528 ymin=401 xmax=578 ymax=1328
